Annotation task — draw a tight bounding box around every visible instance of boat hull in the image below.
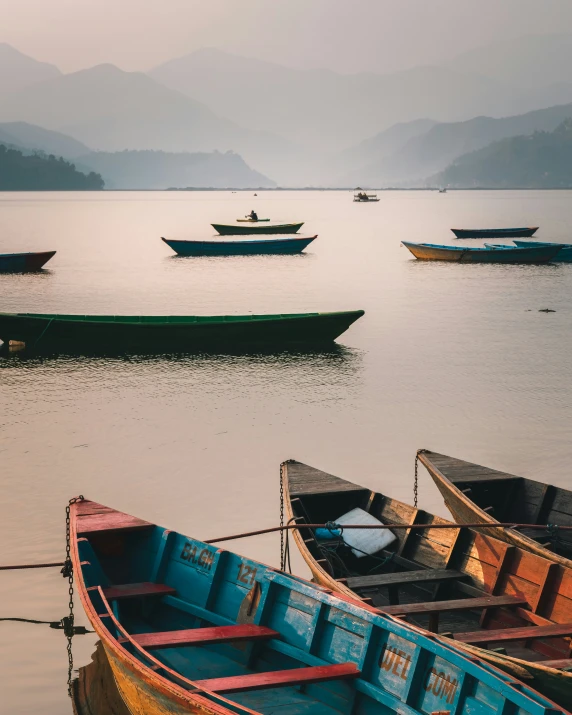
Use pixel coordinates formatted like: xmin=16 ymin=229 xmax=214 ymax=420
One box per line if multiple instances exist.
xmin=162 ymin=236 xmax=316 ymax=256
xmin=211 ymin=223 xmax=304 ymax=235
xmin=513 ymin=241 xmax=572 ymax=262
xmin=0 ymin=250 xmax=56 ymax=273
xmin=402 ymin=241 xmax=560 ymax=263
xmin=419 ymin=451 xmax=572 ymax=570
xmin=452 ymin=228 xmax=539 ymax=239
xmin=0 ymin=310 xmax=364 ymax=352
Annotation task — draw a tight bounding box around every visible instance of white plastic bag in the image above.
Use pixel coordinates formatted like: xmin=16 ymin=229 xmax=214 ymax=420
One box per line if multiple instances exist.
xmin=335 ymin=507 xmax=396 ymax=558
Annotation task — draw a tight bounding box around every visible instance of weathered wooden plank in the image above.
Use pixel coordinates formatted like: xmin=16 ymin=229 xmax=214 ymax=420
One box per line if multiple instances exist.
xmin=194 ymin=662 xmax=360 ymax=693
xmin=103 ymin=583 xmax=176 ymax=600
xmin=286 ymin=461 xmax=367 ymax=497
xmin=130 ymin=624 xmax=278 ymax=649
xmin=345 ymin=569 xmax=464 ymax=589
xmin=454 ymin=622 xmax=572 ymax=644
xmin=425 ymin=453 xmax=521 ymax=484
xmin=77 ymin=510 xmax=153 ymax=535
xmin=379 ymin=594 xmax=527 ymax=617
xmin=536 ymin=658 xmax=572 ymax=670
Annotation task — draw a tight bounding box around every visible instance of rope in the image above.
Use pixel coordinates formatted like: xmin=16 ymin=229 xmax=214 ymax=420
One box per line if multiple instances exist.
xmin=32 ymin=317 xmax=55 ymax=349
xmin=0 ymin=561 xmax=65 ymax=571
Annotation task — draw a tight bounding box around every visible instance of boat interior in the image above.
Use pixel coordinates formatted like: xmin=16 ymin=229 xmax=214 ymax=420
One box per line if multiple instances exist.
xmin=424 ymin=454 xmax=572 ymax=558
xmin=286 ymin=462 xmax=572 ymax=671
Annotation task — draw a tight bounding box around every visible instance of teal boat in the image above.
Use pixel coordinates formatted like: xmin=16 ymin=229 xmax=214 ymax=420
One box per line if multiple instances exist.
xmin=70 ymin=497 xmax=572 ymax=715
xmin=402 ymin=241 xmax=562 ymax=263
xmin=511 ymin=241 xmax=572 ymax=262
xmin=212 ymin=223 xmax=304 ymax=236
xmin=162 ymin=235 xmax=317 ymax=256
xmin=0 ymin=310 xmax=364 ymax=352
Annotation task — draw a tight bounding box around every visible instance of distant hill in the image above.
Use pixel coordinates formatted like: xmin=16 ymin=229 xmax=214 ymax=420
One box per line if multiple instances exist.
xmin=0 ymin=144 xmax=104 ymax=190
xmin=433 ymin=119 xmax=572 ymax=188
xmin=149 ymin=48 xmax=541 ymax=153
xmin=338 ymin=102 xmax=572 ymax=187
xmin=0 ymin=121 xmax=91 ymax=157
xmin=79 ymin=149 xmax=275 ymax=189
xmin=0 ymin=43 xmax=61 ymax=94
xmin=0 ymin=63 xmax=299 ymax=184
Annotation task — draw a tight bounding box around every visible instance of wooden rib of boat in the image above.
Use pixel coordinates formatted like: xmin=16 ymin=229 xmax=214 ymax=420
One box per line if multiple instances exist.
xmin=162 ymin=235 xmax=317 ymax=257
xmin=283 ymin=459 xmax=572 ymax=707
xmin=0 ymin=250 xmax=56 ymax=273
xmin=0 ymin=310 xmax=364 ymax=352
xmin=419 ymin=451 xmax=572 ymax=569
xmin=212 ymin=223 xmax=304 ymax=236
xmin=71 ymin=498 xmax=571 ymax=715
xmin=401 ymin=241 xmax=561 ymax=263
xmin=513 ymin=241 xmax=572 ymax=262
xmin=452 ymin=228 xmax=539 ymax=239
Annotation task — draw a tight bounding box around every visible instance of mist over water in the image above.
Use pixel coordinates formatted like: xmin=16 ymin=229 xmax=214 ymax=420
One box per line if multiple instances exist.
xmin=1 ymin=190 xmax=572 ymax=712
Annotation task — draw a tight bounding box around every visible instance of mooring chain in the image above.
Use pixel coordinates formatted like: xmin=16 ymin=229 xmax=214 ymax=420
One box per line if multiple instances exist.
xmin=61 ymin=495 xmax=84 ymax=698
xmin=279 ymin=463 xmax=285 ymax=571
xmin=414 ymin=449 xmax=428 ymax=509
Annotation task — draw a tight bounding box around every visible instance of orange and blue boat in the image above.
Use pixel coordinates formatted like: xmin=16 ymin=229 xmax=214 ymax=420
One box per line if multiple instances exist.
xmin=402 ymin=241 xmax=562 ymax=263
xmin=70 ymin=498 xmax=572 ymax=715
xmin=0 ymin=250 xmax=56 ymax=273
xmin=162 ymin=235 xmax=317 ymax=256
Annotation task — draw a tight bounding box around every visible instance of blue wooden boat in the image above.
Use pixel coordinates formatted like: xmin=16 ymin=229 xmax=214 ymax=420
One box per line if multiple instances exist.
xmin=162 ymin=235 xmax=317 ymax=257
xmin=402 ymin=241 xmax=562 ymax=263
xmin=71 ymin=498 xmax=572 ymax=715
xmin=513 ymin=241 xmax=572 ymax=262
xmin=0 ymin=310 xmax=364 ymax=352
xmin=0 ymin=250 xmax=56 ymax=273
xmin=452 ymin=228 xmax=539 ymax=239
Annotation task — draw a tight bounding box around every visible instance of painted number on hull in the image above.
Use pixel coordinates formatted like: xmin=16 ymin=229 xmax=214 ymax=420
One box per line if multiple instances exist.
xmin=180 ymin=542 xmax=214 ymax=571
xmin=237 ymin=563 xmax=257 ymax=586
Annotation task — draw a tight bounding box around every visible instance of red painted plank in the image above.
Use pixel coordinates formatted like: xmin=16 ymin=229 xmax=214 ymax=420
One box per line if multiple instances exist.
xmin=380 ymin=594 xmax=527 ymax=616
xmin=454 ymin=622 xmax=572 ymax=644
xmin=77 ymin=512 xmax=153 ymax=535
xmin=537 ymin=659 xmax=572 ymax=670
xmin=132 ymin=625 xmax=279 ymax=649
xmin=103 ymin=582 xmax=176 ymax=600
xmin=195 ymin=662 xmax=360 ymax=694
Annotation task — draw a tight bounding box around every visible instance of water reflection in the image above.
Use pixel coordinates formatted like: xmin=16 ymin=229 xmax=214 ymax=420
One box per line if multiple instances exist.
xmin=71 ymin=642 xmax=129 ymax=715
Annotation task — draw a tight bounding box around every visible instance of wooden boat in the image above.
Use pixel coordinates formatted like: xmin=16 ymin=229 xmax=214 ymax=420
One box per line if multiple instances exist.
xmin=401 ymin=241 xmax=561 ymax=263
xmin=452 ymin=228 xmax=539 ymax=239
xmin=162 ymin=235 xmax=317 ymax=257
xmin=72 ymin=641 xmax=131 ymax=715
xmin=419 ymin=451 xmax=572 ymax=569
xmin=70 ymin=498 xmax=571 ymax=715
xmin=212 ymin=223 xmax=304 ymax=236
xmin=353 ymin=192 xmax=379 ymax=202
xmin=0 ymin=250 xmax=56 ymax=273
xmin=0 ymin=310 xmax=364 ymax=352
xmin=283 ymin=460 xmax=572 ymax=707
xmin=513 ymin=241 xmax=572 ymax=262
xmin=236 ymin=218 xmax=270 ymax=223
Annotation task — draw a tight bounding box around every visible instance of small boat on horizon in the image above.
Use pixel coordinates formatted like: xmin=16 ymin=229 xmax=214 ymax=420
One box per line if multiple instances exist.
xmin=0 ymin=310 xmax=364 ymax=352
xmin=283 ymin=459 xmax=572 ymax=707
xmin=353 ymin=191 xmax=379 ymax=202
xmin=212 ymin=222 xmax=304 ymax=235
xmin=0 ymin=250 xmax=56 ymax=273
xmin=401 ymin=241 xmax=561 ymax=263
xmin=162 ymin=235 xmax=317 ymax=256
xmin=452 ymin=227 xmax=539 ymax=239
xmin=69 ymin=497 xmax=571 ymax=715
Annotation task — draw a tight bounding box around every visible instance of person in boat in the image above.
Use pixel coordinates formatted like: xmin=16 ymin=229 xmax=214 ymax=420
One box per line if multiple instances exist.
xmin=248 ymin=209 xmax=258 ymax=221
xmin=359 ymin=192 xmax=368 ymax=201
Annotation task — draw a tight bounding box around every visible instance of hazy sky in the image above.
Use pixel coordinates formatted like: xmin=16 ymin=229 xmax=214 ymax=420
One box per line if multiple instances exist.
xmin=3 ymin=0 xmax=572 ymax=74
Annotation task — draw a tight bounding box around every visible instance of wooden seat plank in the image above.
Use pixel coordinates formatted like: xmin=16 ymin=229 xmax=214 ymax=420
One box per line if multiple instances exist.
xmin=454 ymin=622 xmax=572 ymax=645
xmin=103 ymin=582 xmax=176 ymax=600
xmin=379 ymin=594 xmax=528 ymax=617
xmin=345 ymin=569 xmax=464 ymax=590
xmin=77 ymin=512 xmax=154 ymax=535
xmin=131 ymin=624 xmax=278 ymax=650
xmin=194 ymin=662 xmax=360 ymax=694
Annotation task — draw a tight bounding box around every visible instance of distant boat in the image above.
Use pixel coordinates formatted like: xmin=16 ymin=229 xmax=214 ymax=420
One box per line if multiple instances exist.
xmin=439 ymin=188 xmax=447 ymax=193
xmin=402 ymin=241 xmax=562 ymax=263
xmin=0 ymin=250 xmax=56 ymax=273
xmin=212 ymin=222 xmax=304 ymax=235
xmin=353 ymin=191 xmax=379 ymax=202
xmin=69 ymin=497 xmax=571 ymax=715
xmin=236 ymin=218 xmax=271 ymax=222
xmin=513 ymin=240 xmax=572 ymax=262
xmin=452 ymin=227 xmax=539 ymax=239
xmin=0 ymin=310 xmax=364 ymax=351
xmin=162 ymin=235 xmax=317 ymax=256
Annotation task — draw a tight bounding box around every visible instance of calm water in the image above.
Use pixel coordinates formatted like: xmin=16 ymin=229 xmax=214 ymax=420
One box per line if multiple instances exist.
xmin=1 ymin=190 xmax=572 ymax=713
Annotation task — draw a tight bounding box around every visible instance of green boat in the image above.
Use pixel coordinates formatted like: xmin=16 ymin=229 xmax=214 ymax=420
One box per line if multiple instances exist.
xmin=212 ymin=222 xmax=304 ymax=235
xmin=0 ymin=310 xmax=364 ymax=352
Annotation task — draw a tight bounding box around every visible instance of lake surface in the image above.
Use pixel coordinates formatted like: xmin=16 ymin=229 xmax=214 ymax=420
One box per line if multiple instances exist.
xmin=1 ymin=190 xmax=571 ymax=713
